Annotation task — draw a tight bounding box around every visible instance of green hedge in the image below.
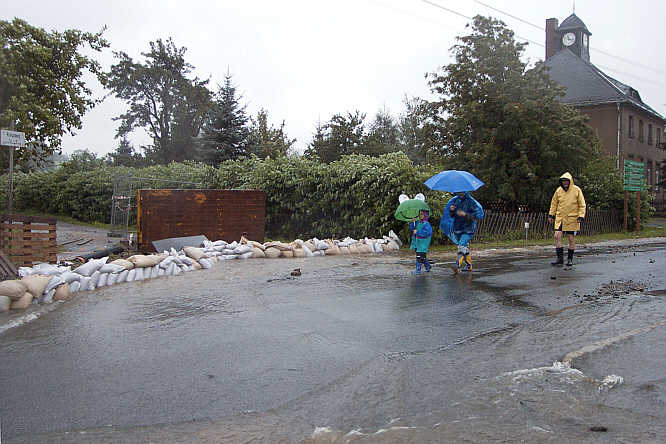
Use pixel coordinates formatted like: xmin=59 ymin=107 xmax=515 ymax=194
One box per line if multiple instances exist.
xmin=0 ymin=152 xmax=642 ymax=242
xmin=0 ymin=153 xmax=451 ymax=241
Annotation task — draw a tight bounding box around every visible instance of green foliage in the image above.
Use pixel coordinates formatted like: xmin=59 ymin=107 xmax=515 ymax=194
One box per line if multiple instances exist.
xmin=427 ymin=15 xmax=601 ymax=210
xmin=107 ymin=38 xmax=211 ymax=164
xmin=246 ymin=108 xmax=295 ymax=159
xmin=304 ymin=111 xmax=366 ymax=163
xmin=0 ymin=18 xmax=108 ymax=164
xmin=213 ymin=152 xmax=450 ymax=241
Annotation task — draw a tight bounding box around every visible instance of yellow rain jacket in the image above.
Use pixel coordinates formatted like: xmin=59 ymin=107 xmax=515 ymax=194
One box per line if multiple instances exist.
xmin=549 ymin=172 xmax=586 ymax=231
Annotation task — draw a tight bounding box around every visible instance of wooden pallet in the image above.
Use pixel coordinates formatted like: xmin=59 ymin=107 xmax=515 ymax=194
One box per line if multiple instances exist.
xmin=0 ymin=214 xmax=57 ymax=267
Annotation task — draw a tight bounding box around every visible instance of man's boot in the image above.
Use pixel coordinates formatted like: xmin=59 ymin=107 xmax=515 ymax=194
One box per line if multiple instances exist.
xmin=424 ymin=259 xmax=431 ymax=272
xmin=551 ymin=247 xmax=564 ymax=266
xmin=566 ymin=249 xmax=574 ymax=266
xmin=414 ymin=259 xmax=422 ymax=274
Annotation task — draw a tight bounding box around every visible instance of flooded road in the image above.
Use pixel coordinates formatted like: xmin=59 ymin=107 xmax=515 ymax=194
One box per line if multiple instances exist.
xmin=1 ymin=242 xmax=665 ymax=443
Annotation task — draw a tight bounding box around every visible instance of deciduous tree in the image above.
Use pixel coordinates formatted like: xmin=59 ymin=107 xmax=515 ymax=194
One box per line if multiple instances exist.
xmin=427 ymin=15 xmax=600 ymax=209
xmin=0 ymin=18 xmax=108 ymax=165
xmin=107 ymin=38 xmax=211 ymax=165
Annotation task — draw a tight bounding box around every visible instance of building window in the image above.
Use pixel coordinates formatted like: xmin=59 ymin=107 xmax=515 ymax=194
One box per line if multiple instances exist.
xmin=639 ymin=120 xmax=644 ymax=142
xmin=648 ymin=124 xmax=653 ymax=145
xmin=658 ymin=128 xmax=662 ymax=148
xmin=628 ymin=116 xmax=634 ymax=138
xmin=657 ymin=166 xmax=660 ymax=191
xmin=647 ymin=161 xmax=652 ymax=185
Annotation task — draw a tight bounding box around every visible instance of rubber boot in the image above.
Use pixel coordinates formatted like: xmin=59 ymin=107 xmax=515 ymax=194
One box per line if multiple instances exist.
xmin=424 ymin=259 xmax=431 ymax=272
xmin=457 ymin=253 xmax=465 ymax=271
xmin=463 ymin=253 xmax=472 ymax=271
xmin=566 ymin=249 xmax=574 ymax=266
xmin=414 ymin=259 xmax=422 ymax=274
xmin=551 ymin=247 xmax=564 ymax=266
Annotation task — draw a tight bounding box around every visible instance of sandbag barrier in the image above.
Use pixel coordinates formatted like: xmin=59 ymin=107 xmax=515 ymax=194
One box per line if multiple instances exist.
xmin=0 ymin=231 xmax=404 ymax=313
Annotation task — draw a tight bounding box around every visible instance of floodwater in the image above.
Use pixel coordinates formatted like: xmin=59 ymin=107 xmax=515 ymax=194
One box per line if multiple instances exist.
xmin=1 ymin=243 xmax=665 ymax=443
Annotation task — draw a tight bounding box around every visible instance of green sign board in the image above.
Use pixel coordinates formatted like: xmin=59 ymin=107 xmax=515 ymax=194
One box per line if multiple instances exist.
xmin=623 ymin=160 xmax=645 ymax=191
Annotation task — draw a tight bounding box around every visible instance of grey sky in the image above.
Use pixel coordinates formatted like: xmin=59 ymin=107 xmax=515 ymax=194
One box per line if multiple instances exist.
xmin=3 ymin=0 xmax=665 ymax=156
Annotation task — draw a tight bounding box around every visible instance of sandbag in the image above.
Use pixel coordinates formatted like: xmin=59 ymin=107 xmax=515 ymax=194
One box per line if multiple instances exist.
xmin=183 ymin=247 xmax=207 ymax=261
xmin=97 ymin=273 xmax=109 ymax=287
xmin=110 ymin=258 xmax=134 ymax=270
xmin=79 ymin=276 xmax=92 ymax=291
xmin=11 ymin=292 xmax=33 ymax=310
xmin=220 ymin=254 xmax=238 ymax=260
xmin=238 ymin=252 xmax=253 ymax=259
xmin=233 ymin=245 xmax=253 ymax=255
xmin=280 ymin=250 xmax=294 ymax=258
xmin=100 ymin=263 xmax=127 ymax=274
xmin=54 ymin=284 xmax=72 ymax=302
xmin=302 ymin=245 xmax=314 ymax=257
xmin=32 ymin=263 xmax=70 ymax=276
xmin=212 ymin=240 xmax=227 ymax=247
xmin=40 ymin=288 xmax=56 ymax=304
xmin=199 ymin=258 xmax=212 ymax=269
xmin=293 ymin=248 xmax=306 ymax=258
xmin=134 ymin=268 xmax=145 ymax=281
xmin=107 ymin=273 xmax=118 ymax=286
xmin=264 ymin=248 xmax=281 ymax=259
xmin=192 ymin=261 xmax=202 ymax=270
xmin=303 ymin=241 xmax=316 ymax=252
xmin=339 ymin=246 xmax=351 ymax=255
xmin=0 ymin=295 xmax=11 ymax=312
xmin=89 ymin=271 xmax=101 ymax=288
xmin=388 ymin=230 xmax=403 ymax=247
xmin=69 ymin=281 xmax=81 ymax=294
xmin=18 ymin=266 xmax=36 ymax=277
xmin=247 ymin=240 xmax=265 ymax=251
xmin=45 ymin=275 xmax=66 ymax=294
xmin=117 ymin=269 xmax=129 ymax=283
xmin=128 ymin=254 xmax=166 ymax=268
xmin=73 ymin=257 xmax=108 ymax=276
xmin=251 ymin=248 xmax=265 ymax=258
xmin=21 ymin=275 xmax=51 ymax=298
xmin=209 ymin=256 xmax=219 ymax=264
xmin=0 ymin=280 xmax=28 ymax=300
xmin=264 ymin=242 xmax=293 ymax=252
xmin=159 ymin=256 xmax=175 ymax=269
xmin=126 ymin=269 xmax=136 ymax=282
xmin=312 ymin=250 xmax=325 ymax=257
xmin=151 ymin=265 xmax=160 ymax=278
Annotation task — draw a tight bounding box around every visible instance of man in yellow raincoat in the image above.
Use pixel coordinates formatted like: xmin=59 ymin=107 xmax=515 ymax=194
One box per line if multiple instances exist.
xmin=548 ymin=172 xmax=586 ymax=266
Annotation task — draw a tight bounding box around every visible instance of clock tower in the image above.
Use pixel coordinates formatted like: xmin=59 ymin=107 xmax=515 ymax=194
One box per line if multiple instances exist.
xmin=554 ymin=13 xmax=591 ymax=62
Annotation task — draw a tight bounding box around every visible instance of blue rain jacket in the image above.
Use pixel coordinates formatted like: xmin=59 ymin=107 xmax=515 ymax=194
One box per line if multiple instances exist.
xmin=409 ymin=220 xmax=433 ymax=253
xmin=440 ymin=192 xmax=484 ymax=242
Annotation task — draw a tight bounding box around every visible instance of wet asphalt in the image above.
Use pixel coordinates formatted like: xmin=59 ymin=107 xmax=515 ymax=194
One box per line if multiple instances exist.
xmin=1 ymin=242 xmax=665 ymax=442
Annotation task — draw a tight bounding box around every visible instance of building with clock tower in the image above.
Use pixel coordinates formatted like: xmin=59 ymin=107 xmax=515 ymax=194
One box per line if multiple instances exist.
xmin=544 ymin=13 xmax=666 ymax=210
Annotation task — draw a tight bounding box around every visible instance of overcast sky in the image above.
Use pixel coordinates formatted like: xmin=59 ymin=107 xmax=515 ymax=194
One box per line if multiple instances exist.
xmin=3 ymin=0 xmax=666 ymax=156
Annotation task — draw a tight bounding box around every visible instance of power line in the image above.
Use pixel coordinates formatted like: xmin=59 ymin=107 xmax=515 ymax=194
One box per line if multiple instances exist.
xmin=470 ymin=0 xmax=666 ymax=76
xmin=421 ymin=0 xmax=666 ymax=88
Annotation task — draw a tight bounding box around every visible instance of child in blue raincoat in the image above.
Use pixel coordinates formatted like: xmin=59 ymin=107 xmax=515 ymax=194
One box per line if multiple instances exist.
xmin=440 ymin=192 xmax=484 ymax=271
xmin=410 ymin=209 xmax=433 ymax=274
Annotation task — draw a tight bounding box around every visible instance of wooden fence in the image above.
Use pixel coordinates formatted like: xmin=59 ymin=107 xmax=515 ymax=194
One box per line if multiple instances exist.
xmin=475 ymin=208 xmax=622 ymax=241
xmin=0 ymin=214 xmax=57 ymax=267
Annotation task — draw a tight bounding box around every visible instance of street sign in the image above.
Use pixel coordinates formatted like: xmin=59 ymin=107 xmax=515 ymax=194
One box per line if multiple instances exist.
xmin=0 ymin=130 xmax=25 ymax=148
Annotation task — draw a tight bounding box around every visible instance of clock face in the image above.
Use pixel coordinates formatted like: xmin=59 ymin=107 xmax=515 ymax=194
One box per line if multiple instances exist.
xmin=562 ymin=32 xmax=576 ymax=47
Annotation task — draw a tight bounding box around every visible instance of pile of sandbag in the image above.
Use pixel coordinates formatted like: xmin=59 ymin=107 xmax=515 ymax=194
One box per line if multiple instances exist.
xmin=0 ymin=230 xmax=404 ymax=312
xmin=240 ymin=230 xmax=403 ymax=259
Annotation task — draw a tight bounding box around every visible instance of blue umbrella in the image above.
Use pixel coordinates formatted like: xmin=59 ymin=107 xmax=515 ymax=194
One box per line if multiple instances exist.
xmin=424 ymin=170 xmax=484 ymax=192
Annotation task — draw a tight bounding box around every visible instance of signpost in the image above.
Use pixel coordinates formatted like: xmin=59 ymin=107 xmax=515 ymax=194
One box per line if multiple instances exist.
xmin=0 ymin=123 xmax=26 ymax=214
xmin=623 ymin=160 xmax=645 ymax=231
